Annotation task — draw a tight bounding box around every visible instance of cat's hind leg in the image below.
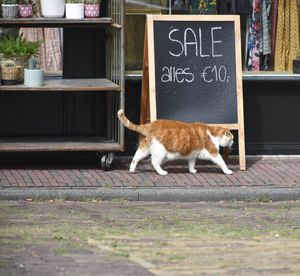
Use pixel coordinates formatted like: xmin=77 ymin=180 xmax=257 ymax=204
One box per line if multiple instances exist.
xmin=210 ymin=154 xmax=233 ymax=175
xmin=129 ymin=147 xmax=150 ymax=173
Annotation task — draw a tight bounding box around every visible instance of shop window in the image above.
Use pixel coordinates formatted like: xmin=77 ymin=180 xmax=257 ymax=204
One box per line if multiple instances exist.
xmin=125 ymin=0 xmax=168 ymax=72
xmin=125 ymin=0 xmax=300 ymax=74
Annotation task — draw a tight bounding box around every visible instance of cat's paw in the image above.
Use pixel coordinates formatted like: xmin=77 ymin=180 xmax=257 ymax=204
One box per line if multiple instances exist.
xmin=158 ymin=170 xmax=168 ymax=176
xmin=129 ymin=168 xmax=136 ymax=173
xmin=189 ymin=168 xmax=197 ymax=174
xmin=224 ymin=169 xmax=233 ymax=175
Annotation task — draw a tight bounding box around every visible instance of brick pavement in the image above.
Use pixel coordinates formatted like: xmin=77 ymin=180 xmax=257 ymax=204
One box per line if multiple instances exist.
xmin=0 ymin=154 xmax=299 ymax=189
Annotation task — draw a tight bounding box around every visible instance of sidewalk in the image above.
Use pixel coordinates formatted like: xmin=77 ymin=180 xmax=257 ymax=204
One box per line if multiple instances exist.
xmin=0 ymin=154 xmax=300 ymax=201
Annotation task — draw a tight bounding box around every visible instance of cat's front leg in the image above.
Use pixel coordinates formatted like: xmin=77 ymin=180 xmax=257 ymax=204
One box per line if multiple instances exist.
xmin=150 ymin=139 xmax=168 ymax=176
xmin=210 ymin=154 xmax=233 ymax=175
xmin=151 ymin=155 xmax=168 ymax=175
xmin=152 ymin=159 xmax=168 ymax=175
xmin=188 ymin=159 xmax=197 ymax=174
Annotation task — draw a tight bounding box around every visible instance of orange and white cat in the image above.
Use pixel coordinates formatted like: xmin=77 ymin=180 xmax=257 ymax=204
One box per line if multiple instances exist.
xmin=118 ymin=109 xmax=234 ymax=175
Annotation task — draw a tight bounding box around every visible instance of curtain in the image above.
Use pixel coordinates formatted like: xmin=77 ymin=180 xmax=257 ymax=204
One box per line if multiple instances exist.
xmin=20 ymin=0 xmax=63 ymax=72
xmin=20 ymin=28 xmax=63 ymax=72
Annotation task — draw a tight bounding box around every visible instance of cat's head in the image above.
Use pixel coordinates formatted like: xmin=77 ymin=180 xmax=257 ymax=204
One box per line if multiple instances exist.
xmin=216 ymin=128 xmax=234 ymax=148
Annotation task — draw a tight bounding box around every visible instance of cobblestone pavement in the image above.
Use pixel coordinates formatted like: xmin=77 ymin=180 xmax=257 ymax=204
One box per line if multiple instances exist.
xmin=1 ymin=200 xmax=300 ymax=275
xmin=0 ymin=154 xmax=299 ymax=189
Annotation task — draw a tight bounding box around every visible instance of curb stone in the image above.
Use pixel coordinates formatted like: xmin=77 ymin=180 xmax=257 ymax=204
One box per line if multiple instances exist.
xmin=0 ymin=187 xmax=300 ymax=202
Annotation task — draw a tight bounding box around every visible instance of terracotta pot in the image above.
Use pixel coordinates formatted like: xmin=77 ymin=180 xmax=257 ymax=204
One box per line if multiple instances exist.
xmin=1 ymin=65 xmax=22 ymax=85
xmin=18 ymin=4 xmax=33 ymax=18
xmin=2 ymin=56 xmax=30 ymax=82
xmin=84 ymin=4 xmax=100 ymax=18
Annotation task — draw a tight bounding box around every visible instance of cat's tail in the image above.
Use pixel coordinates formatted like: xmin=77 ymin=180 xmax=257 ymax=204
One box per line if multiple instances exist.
xmin=117 ymin=109 xmax=147 ymax=136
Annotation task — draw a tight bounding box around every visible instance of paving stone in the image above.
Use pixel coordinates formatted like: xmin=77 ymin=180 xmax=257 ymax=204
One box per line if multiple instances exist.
xmin=0 ymin=156 xmax=299 ymax=189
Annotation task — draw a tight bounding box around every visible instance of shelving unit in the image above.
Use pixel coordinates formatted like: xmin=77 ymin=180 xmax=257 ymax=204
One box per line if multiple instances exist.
xmin=0 ymin=76 xmax=120 ymax=92
xmin=0 ymin=0 xmax=125 ymax=170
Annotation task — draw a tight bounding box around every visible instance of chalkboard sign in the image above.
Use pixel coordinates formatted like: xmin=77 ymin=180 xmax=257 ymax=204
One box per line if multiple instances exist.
xmin=154 ymin=20 xmax=237 ymax=124
xmin=140 ymin=15 xmax=245 ymax=170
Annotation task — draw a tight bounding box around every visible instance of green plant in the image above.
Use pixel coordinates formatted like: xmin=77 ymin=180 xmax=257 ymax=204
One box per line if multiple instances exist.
xmin=256 ymin=195 xmax=271 ymax=203
xmin=85 ymin=0 xmax=99 ymax=4
xmin=18 ymin=0 xmax=31 ymax=4
xmin=0 ymin=36 xmax=41 ymax=58
xmin=2 ymin=0 xmax=18 ymax=4
xmin=66 ymin=0 xmax=84 ymax=3
xmin=28 ymin=56 xmax=40 ymax=69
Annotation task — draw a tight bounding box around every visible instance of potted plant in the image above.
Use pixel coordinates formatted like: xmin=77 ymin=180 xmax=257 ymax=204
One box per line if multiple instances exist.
xmin=66 ymin=0 xmax=84 ymax=19
xmin=1 ymin=0 xmax=18 ymax=18
xmin=18 ymin=0 xmax=33 ymax=18
xmin=1 ymin=60 xmax=22 ymax=85
xmin=0 ymin=35 xmax=41 ymax=81
xmin=40 ymin=0 xmax=65 ymax=18
xmin=84 ymin=0 xmax=100 ymax=18
xmin=24 ymin=56 xmax=43 ymax=87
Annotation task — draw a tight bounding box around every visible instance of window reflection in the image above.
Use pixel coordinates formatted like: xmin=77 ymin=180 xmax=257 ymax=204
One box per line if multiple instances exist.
xmin=125 ymin=0 xmax=168 ymax=72
xmin=125 ymin=0 xmax=300 ymax=74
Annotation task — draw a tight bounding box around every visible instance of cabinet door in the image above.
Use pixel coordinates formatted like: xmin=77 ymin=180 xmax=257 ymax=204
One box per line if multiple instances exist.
xmin=64 ymin=93 xmax=107 ymax=137
xmin=0 ymin=92 xmax=64 ymax=136
xmin=62 ymin=28 xmax=108 ymax=137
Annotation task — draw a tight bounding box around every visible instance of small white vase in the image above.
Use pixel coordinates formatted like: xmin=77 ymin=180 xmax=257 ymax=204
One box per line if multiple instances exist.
xmin=40 ymin=0 xmax=65 ymax=18
xmin=24 ymin=69 xmax=44 ymax=87
xmin=66 ymin=3 xmax=84 ymax=19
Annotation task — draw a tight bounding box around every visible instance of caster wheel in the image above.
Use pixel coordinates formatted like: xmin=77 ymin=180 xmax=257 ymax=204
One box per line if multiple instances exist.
xmin=100 ymin=153 xmax=114 ymax=171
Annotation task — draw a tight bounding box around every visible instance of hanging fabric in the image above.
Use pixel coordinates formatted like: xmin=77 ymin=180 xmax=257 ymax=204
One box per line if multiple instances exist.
xmin=258 ymin=0 xmax=272 ymax=70
xmin=261 ymin=0 xmax=271 ymax=55
xmin=247 ymin=0 xmax=261 ymax=71
xmin=269 ymin=0 xmax=279 ymax=70
xmin=274 ymin=0 xmax=299 ymax=71
xmin=246 ymin=0 xmax=274 ymax=71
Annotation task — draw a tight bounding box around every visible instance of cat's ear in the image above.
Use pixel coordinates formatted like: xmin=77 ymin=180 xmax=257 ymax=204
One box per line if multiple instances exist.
xmin=224 ymin=130 xmax=231 ymax=136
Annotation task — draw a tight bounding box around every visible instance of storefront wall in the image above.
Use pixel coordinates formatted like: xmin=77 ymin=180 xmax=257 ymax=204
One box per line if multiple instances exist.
xmin=123 ymin=77 xmax=300 ymax=156
xmin=123 ymin=0 xmax=300 ymax=156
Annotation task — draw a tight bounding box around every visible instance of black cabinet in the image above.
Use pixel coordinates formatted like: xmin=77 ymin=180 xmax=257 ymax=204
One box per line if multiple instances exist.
xmin=0 ymin=0 xmax=125 ymax=169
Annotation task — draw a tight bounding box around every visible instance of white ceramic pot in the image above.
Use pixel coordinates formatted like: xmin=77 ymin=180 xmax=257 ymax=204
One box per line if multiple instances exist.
xmin=24 ymin=69 xmax=44 ymax=87
xmin=66 ymin=3 xmax=84 ymax=19
xmin=40 ymin=0 xmax=65 ymax=18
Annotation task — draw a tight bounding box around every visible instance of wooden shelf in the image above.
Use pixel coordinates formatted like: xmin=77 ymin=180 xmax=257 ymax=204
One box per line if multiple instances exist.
xmin=0 ymin=0 xmax=125 ymax=156
xmin=0 ymin=76 xmax=120 ymax=92
xmin=0 ymin=17 xmax=113 ymax=28
xmin=0 ymin=137 xmax=123 ymax=152
xmin=243 ymin=72 xmax=300 ymax=82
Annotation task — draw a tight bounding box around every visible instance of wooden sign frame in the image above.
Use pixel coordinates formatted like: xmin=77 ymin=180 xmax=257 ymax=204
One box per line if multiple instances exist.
xmin=140 ymin=15 xmax=246 ymax=170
